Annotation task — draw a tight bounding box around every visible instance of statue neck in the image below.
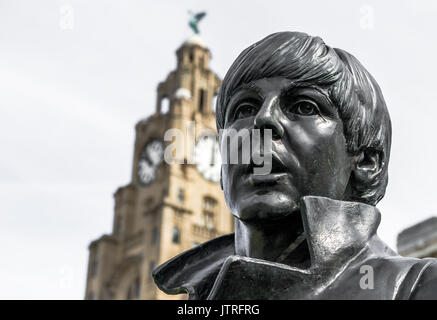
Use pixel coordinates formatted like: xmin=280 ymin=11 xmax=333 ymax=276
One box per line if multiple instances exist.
xmin=234 ymin=213 xmax=307 ymax=264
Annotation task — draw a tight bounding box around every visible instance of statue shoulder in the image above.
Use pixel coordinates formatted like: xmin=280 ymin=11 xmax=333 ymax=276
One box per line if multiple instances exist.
xmin=408 ymin=258 xmax=437 ymax=300
xmin=152 ymin=233 xmax=234 ymax=299
xmin=382 ymin=256 xmax=437 ymax=299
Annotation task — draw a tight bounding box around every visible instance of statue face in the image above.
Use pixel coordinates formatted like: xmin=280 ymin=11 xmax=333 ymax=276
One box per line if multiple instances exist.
xmin=220 ymin=77 xmax=354 ymax=221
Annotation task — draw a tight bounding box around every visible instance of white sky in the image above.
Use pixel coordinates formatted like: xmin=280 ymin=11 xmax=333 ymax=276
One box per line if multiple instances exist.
xmin=1 ymin=0 xmax=437 ymax=299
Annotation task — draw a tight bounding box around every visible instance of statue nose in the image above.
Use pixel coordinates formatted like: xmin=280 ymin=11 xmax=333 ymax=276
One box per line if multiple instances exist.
xmin=254 ymin=97 xmax=284 ymax=140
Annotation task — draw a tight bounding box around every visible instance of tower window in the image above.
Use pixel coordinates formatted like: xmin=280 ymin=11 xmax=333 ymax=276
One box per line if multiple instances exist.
xmin=161 ymin=97 xmax=170 ymax=114
xmin=134 ymin=277 xmax=141 ymax=298
xmin=178 ymin=188 xmax=185 ymax=203
xmin=91 ymin=260 xmax=98 ymax=277
xmin=127 ymin=277 xmax=141 ymax=299
xmin=162 ymin=188 xmax=168 ymax=197
xmin=172 ymin=226 xmax=181 ymax=244
xmin=189 ymin=52 xmax=194 ymax=63
xmin=198 ymin=89 xmax=205 ymax=112
xmin=114 ymin=216 xmax=122 ymax=236
xmin=152 ymin=227 xmax=159 ymax=245
xmin=203 ymin=197 xmax=218 ymax=229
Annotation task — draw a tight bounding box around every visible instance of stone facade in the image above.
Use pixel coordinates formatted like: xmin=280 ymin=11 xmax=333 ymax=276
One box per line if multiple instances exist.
xmin=84 ymin=35 xmax=234 ymax=300
xmin=397 ymin=217 xmax=437 ymax=258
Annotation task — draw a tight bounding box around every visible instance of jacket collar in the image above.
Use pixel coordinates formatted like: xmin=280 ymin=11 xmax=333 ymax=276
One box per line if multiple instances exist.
xmin=152 ymin=233 xmax=234 ymax=299
xmin=152 ymin=196 xmax=382 ymax=299
xmin=301 ymin=195 xmax=381 ymax=269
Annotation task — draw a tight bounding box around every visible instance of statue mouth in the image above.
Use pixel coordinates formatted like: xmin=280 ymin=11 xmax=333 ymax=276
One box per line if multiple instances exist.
xmin=245 ymin=154 xmax=288 ymax=176
xmin=245 ymin=155 xmax=289 ymax=186
xmin=249 ymin=172 xmax=288 ymax=186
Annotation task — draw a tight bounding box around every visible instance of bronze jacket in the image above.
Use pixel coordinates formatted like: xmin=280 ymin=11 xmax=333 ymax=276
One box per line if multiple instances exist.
xmin=152 ymin=196 xmax=437 ymax=299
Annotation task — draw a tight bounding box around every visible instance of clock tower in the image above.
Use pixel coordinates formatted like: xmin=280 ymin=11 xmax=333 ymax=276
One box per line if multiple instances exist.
xmin=84 ymin=34 xmax=234 ymax=300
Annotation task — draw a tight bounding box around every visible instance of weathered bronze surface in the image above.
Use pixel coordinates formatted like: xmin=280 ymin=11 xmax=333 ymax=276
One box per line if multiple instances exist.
xmin=153 ymin=31 xmax=437 ymax=299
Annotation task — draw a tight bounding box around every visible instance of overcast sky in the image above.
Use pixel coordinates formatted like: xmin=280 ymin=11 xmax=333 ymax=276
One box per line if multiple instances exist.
xmin=1 ymin=0 xmax=437 ymax=299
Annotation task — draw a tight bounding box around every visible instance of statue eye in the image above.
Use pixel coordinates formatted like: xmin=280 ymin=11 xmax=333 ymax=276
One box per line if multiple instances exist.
xmin=235 ymin=103 xmax=257 ymax=119
xmin=285 ymin=100 xmax=319 ymax=116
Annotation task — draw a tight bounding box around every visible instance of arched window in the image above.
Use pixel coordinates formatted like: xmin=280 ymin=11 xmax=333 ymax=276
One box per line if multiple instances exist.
xmin=198 ymin=89 xmax=205 ymax=112
xmin=151 ymin=227 xmax=159 ymax=245
xmin=127 ymin=287 xmax=132 ymax=299
xmin=172 ymin=226 xmax=181 ymax=244
xmin=134 ymin=277 xmax=141 ymax=298
xmin=202 ymin=196 xmax=218 ymax=229
xmin=91 ymin=260 xmax=98 ymax=277
xmin=127 ymin=277 xmax=141 ymax=299
xmin=114 ymin=215 xmax=122 ymax=236
xmin=178 ymin=188 xmax=185 ymax=204
xmin=161 ymin=97 xmax=170 ymax=114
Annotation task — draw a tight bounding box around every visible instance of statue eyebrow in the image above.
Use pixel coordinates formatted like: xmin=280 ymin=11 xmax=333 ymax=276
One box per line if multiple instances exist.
xmin=279 ymin=82 xmax=298 ymax=97
xmin=236 ymin=82 xmax=263 ymax=96
xmin=235 ymin=80 xmax=296 ymax=98
xmin=279 ymin=82 xmax=332 ymax=103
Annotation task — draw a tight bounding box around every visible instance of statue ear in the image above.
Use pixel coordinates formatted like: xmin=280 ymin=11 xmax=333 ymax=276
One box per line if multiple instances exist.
xmin=352 ymin=148 xmax=383 ymax=187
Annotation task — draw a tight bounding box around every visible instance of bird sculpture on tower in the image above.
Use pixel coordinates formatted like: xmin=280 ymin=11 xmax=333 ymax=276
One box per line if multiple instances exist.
xmin=188 ymin=11 xmax=206 ymax=34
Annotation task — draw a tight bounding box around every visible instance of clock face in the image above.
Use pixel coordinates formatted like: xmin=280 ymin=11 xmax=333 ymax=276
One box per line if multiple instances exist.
xmin=194 ymin=135 xmax=221 ymax=183
xmin=137 ymin=139 xmax=164 ymax=186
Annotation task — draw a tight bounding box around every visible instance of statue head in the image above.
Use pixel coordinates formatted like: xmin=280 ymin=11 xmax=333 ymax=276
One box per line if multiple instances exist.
xmin=216 ymin=31 xmax=391 ymax=222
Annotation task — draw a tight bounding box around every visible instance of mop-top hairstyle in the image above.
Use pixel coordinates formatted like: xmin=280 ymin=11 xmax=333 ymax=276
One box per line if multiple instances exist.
xmin=216 ymin=31 xmax=392 ymax=205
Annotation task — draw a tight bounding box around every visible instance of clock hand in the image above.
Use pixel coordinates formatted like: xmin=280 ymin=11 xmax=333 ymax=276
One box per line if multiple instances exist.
xmin=145 ymin=153 xmax=153 ymax=166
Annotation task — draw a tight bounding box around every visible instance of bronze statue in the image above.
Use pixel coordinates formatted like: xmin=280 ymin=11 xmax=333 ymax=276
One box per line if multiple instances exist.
xmin=153 ymin=31 xmax=437 ymax=299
